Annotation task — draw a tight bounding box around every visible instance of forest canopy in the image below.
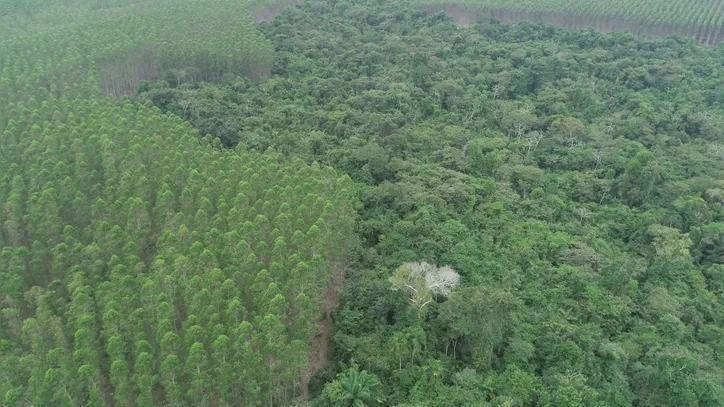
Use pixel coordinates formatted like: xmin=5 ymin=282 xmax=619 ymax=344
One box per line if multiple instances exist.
xmin=141 ymin=1 xmax=724 ymax=405
xmin=2 ymin=0 xmax=724 ymax=406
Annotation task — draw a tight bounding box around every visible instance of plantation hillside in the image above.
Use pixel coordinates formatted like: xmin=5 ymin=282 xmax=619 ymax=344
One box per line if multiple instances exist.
xmin=0 ymin=0 xmax=357 ymax=406
xmin=0 ymin=98 xmax=355 ymax=406
xmin=0 ymin=0 xmax=273 ymax=99
xmin=415 ymin=0 xmax=724 ymax=46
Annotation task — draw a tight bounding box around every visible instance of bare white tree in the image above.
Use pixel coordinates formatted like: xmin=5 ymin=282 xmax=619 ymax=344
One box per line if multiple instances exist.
xmin=592 ymin=151 xmax=603 ymax=171
xmin=566 ymin=134 xmax=583 ymax=148
xmin=707 ymin=143 xmax=724 ymax=159
xmin=492 ymin=84 xmax=503 ymax=100
xmin=425 ymin=265 xmax=460 ymax=297
xmin=390 ymin=262 xmax=460 ymax=312
xmin=514 ymin=123 xmax=528 ymax=142
xmin=523 ymin=131 xmax=543 ymax=163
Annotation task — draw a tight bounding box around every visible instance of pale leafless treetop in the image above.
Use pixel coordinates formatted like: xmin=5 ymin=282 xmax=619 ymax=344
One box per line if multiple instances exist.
xmin=393 ymin=262 xmax=460 ymax=299
xmin=425 ymin=265 xmax=460 ymax=297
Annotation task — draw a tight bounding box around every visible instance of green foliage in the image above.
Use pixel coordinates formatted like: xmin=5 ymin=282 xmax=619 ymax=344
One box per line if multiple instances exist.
xmin=317 ymin=365 xmax=385 ymax=407
xmin=0 ymin=0 xmax=274 ymax=105
xmin=2 ymin=0 xmax=724 ymax=406
xmin=140 ymin=1 xmax=724 ymax=405
xmin=0 ymin=92 xmax=355 ymax=404
xmin=0 ymin=2 xmax=355 ymax=403
xmin=414 ymin=0 xmax=724 ymax=46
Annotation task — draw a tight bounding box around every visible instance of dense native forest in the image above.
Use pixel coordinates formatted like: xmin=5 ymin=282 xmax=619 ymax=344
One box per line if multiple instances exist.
xmin=417 ymin=0 xmax=724 ymax=46
xmin=1 ymin=0 xmax=724 ymax=406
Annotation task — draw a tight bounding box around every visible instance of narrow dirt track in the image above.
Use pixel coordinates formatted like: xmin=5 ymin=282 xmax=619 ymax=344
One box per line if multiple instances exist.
xmin=299 ymin=265 xmax=345 ymax=403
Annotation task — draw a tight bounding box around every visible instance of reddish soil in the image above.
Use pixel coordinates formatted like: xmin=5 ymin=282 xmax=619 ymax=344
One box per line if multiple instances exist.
xmin=423 ymin=5 xmax=724 ymax=47
xmin=299 ymin=265 xmax=345 ymax=403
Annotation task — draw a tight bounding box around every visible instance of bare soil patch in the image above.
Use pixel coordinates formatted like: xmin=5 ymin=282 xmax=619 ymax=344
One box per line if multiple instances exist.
xmin=298 ymin=264 xmax=345 ymax=403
